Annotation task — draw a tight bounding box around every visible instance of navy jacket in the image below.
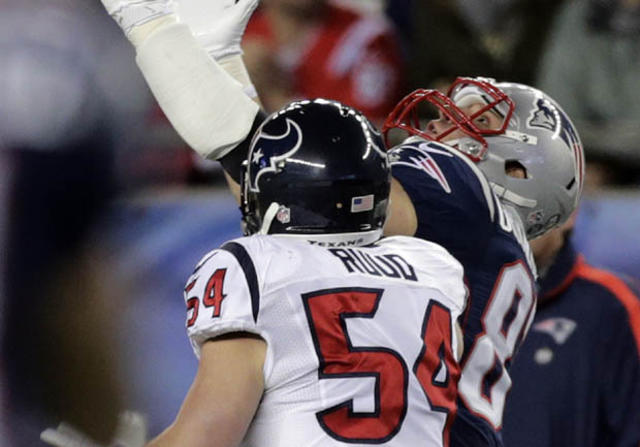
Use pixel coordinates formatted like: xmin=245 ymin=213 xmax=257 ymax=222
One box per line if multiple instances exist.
xmin=503 ymin=241 xmax=640 ymax=446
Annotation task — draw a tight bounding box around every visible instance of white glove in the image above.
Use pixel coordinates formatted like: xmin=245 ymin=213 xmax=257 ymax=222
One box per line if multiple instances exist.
xmin=41 ymin=411 xmax=147 ymax=447
xmin=175 ymin=0 xmax=259 ymax=60
xmin=100 ymin=0 xmax=176 ymax=44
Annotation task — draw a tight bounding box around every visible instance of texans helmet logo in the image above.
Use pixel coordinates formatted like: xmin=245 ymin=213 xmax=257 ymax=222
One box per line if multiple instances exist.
xmin=528 ymin=98 xmax=558 ymax=132
xmin=248 ymin=118 xmax=303 ymax=192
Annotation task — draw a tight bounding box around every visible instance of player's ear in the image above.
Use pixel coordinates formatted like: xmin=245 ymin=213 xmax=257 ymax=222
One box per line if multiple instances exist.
xmin=505 ymin=160 xmax=527 ymax=179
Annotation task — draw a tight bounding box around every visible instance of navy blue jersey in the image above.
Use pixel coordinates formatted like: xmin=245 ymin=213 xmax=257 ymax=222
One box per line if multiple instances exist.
xmin=390 ymin=139 xmax=537 ymax=445
xmin=503 ymin=241 xmax=640 ymax=447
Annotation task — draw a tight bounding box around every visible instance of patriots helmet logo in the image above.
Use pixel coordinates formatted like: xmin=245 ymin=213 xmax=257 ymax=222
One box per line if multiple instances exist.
xmin=528 ymin=98 xmax=584 ymax=197
xmin=248 ymin=118 xmax=303 ymax=192
xmin=528 ymin=98 xmax=558 ymax=132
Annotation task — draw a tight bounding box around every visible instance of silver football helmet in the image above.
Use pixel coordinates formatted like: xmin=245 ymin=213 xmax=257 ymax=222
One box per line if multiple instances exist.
xmin=383 ymin=77 xmax=585 ymax=239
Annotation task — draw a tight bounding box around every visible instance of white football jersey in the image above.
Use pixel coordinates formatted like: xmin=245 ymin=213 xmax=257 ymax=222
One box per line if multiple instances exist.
xmin=184 ymin=234 xmax=467 ymax=447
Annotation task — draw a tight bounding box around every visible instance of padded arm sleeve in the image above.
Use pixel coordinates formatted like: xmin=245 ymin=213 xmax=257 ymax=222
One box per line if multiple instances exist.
xmin=135 ymin=19 xmax=259 ymax=160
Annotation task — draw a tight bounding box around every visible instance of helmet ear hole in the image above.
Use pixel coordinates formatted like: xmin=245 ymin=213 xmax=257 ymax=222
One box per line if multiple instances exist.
xmin=505 ymin=160 xmax=528 ymax=179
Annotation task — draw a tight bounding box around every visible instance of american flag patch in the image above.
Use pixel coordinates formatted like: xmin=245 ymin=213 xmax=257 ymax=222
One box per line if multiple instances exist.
xmin=351 ymin=195 xmax=374 ymax=213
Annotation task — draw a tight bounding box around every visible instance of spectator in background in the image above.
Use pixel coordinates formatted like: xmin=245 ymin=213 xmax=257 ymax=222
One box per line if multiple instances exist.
xmin=0 ymin=0 xmax=151 ymax=444
xmin=409 ymin=0 xmax=567 ymax=90
xmin=384 ymin=0 xmax=413 ymax=46
xmin=502 ymin=215 xmax=640 ymax=446
xmin=241 ymin=0 xmax=406 ymax=123
xmin=537 ymin=0 xmax=640 ymax=190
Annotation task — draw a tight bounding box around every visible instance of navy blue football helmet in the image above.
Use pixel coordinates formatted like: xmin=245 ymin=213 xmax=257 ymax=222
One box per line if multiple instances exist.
xmin=241 ymin=99 xmax=390 ymax=244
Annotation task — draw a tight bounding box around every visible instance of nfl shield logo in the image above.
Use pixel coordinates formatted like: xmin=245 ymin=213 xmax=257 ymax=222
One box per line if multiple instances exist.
xmin=276 ymin=205 xmax=291 ymax=224
xmin=527 ymin=209 xmax=544 ymax=225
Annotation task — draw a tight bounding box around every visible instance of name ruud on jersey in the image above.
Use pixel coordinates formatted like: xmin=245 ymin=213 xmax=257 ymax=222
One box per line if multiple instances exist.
xmin=329 ymin=248 xmax=418 ymax=281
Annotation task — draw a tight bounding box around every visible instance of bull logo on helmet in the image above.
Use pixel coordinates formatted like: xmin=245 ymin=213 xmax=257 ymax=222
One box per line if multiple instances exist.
xmin=248 ymin=118 xmax=303 ymax=192
xmin=528 ymin=98 xmax=558 ymax=132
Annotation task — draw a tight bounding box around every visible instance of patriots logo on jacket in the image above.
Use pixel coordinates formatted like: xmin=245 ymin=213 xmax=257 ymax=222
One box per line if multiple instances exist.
xmin=528 ymin=98 xmax=558 ymax=132
xmin=390 ymin=142 xmax=452 ymax=193
xmin=248 ymin=118 xmax=303 ymax=192
xmin=532 ymin=317 xmax=577 ymax=344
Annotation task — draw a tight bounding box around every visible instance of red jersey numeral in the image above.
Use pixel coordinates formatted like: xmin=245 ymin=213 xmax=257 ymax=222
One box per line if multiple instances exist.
xmin=203 ymin=268 xmax=227 ymax=318
xmin=303 ymin=287 xmax=458 ymax=444
xmin=414 ymin=301 xmax=460 ymax=446
xmin=185 ymin=269 xmax=227 ymax=327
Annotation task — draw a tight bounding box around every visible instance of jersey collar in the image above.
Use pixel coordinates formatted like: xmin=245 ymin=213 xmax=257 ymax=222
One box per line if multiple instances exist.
xmin=538 ymin=240 xmax=583 ymax=303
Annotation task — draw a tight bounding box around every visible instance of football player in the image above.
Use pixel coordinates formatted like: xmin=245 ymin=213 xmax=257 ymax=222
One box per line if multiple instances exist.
xmin=92 ymin=1 xmax=584 ymax=445
xmin=44 ymin=100 xmax=469 ymax=446
xmin=380 ymin=80 xmax=583 ymax=445
xmin=148 ymin=99 xmax=468 ymax=446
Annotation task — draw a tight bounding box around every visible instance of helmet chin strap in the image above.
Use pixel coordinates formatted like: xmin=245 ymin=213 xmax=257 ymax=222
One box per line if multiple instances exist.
xmin=258 ymin=202 xmax=281 ymax=235
xmin=490 ymin=182 xmax=537 ymax=208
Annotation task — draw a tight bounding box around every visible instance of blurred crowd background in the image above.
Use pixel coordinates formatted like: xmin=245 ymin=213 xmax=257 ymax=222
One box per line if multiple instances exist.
xmin=0 ymin=0 xmax=639 ymax=445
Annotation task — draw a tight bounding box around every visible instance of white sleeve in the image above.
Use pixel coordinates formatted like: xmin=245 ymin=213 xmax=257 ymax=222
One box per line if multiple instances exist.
xmin=184 ymin=248 xmax=262 ymax=358
xmin=134 ymin=18 xmax=259 ymax=159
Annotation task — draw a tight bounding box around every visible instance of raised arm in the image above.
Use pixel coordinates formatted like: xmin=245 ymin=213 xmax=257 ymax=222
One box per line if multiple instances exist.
xmin=100 ymin=0 xmax=268 ymax=201
xmin=100 ymin=0 xmax=260 ymax=162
